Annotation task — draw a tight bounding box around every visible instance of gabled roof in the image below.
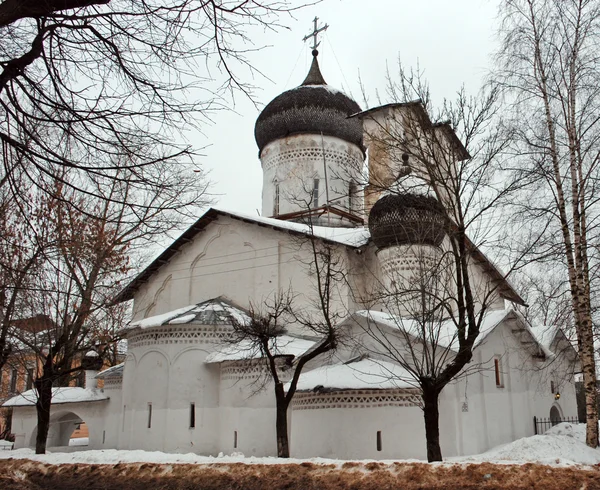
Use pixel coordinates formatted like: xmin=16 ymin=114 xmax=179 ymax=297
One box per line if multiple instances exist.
xmin=114 ymin=207 xmax=370 ymax=303
xmin=114 ymin=207 xmax=524 ymax=307
xmin=350 ymin=100 xmax=471 ymax=161
xmin=352 ymin=308 xmax=552 ymax=358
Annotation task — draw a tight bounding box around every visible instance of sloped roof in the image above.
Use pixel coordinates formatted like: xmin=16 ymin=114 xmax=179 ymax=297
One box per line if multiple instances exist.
xmin=114 ymin=207 xmax=523 ymax=306
xmin=205 ymin=335 xmax=316 ymax=363
xmin=114 ymin=207 xmax=370 ymax=303
xmin=95 ymin=363 xmax=124 ymax=379
xmin=123 ymin=298 xmax=250 ymax=333
xmin=353 ymin=308 xmax=552 ymax=358
xmin=3 ymin=387 xmax=108 ymax=407
xmin=288 ymin=357 xmax=416 ymax=392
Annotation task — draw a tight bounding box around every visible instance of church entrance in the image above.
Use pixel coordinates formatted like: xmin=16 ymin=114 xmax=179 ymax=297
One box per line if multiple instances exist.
xmin=29 ymin=411 xmax=89 ymax=449
xmin=549 ymin=405 xmax=562 ymax=426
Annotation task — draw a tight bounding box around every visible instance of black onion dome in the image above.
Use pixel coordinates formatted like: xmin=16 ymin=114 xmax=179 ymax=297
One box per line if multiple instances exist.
xmin=255 ymin=53 xmax=364 ymax=155
xmin=368 ymin=193 xmax=448 ymax=249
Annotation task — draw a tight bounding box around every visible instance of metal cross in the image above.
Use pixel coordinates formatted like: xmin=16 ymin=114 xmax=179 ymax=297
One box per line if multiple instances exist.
xmin=302 ymin=16 xmax=329 ymax=51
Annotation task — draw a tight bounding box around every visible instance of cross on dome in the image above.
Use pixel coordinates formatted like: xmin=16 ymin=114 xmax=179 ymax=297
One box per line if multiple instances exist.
xmin=302 ymin=16 xmax=329 ymax=53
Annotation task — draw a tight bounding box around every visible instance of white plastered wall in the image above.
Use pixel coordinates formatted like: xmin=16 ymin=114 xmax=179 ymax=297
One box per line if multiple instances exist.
xmin=260 ymin=134 xmax=364 ymax=220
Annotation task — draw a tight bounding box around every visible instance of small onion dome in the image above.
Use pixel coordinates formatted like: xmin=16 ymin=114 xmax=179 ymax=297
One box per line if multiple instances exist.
xmin=368 ymin=193 xmax=448 ymax=249
xmin=254 ymin=51 xmax=363 ymax=156
xmin=81 ymin=351 xmax=103 ymax=371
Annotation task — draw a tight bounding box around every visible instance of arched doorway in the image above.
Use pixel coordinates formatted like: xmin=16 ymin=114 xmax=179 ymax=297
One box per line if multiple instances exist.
xmin=29 ymin=411 xmax=89 ymax=448
xmin=550 ymin=404 xmax=562 ymax=426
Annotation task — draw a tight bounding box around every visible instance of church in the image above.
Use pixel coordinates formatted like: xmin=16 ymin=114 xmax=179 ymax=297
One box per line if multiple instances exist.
xmin=4 ymin=32 xmax=579 ymax=460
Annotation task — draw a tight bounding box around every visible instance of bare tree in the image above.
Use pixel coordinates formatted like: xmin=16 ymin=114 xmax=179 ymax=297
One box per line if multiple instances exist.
xmin=0 ymin=0 xmax=304 ymax=215
xmin=352 ymin=64 xmax=523 ymax=461
xmin=495 ymin=0 xmax=600 ymax=447
xmin=227 ymin=233 xmax=348 ymax=458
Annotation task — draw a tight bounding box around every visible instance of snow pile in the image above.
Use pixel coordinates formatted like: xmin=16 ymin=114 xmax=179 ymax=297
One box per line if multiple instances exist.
xmin=0 ymin=448 xmax=341 ymax=466
xmin=462 ymin=422 xmax=600 ymax=466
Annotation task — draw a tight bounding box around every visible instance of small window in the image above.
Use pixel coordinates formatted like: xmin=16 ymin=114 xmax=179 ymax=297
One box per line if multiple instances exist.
xmin=190 ymin=403 xmax=196 ymax=429
xmin=349 ymin=182 xmax=357 ymax=213
xmin=551 ymin=380 xmax=555 ymax=394
xmin=10 ymin=368 xmax=17 ymax=393
xmin=312 ymin=178 xmax=320 ymax=208
xmin=234 ymin=430 xmax=238 ymax=449
xmin=26 ymin=368 xmax=34 ymax=391
xmin=494 ymin=358 xmax=504 ymax=388
xmin=102 ymin=430 xmax=106 ymax=444
xmin=273 ymin=183 xmax=280 ymax=216
xmin=147 ymin=403 xmax=152 ymax=428
xmin=376 ymin=431 xmax=382 ymax=451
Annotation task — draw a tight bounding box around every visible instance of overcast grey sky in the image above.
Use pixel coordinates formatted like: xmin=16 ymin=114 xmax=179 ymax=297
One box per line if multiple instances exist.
xmin=196 ymin=0 xmax=499 ymax=215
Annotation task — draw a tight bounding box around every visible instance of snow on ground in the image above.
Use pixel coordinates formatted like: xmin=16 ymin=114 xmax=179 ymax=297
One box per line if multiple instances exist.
xmin=457 ymin=422 xmax=600 ymax=467
xmin=1 ymin=422 xmax=597 ymax=467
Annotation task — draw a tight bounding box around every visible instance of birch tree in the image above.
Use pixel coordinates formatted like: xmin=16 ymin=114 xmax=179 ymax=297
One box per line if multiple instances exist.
xmin=495 ymin=0 xmax=600 ymax=447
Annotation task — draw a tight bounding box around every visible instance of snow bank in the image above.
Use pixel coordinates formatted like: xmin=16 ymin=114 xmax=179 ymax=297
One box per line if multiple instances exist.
xmin=2 ymin=422 xmax=598 ymax=468
xmin=461 ymin=422 xmax=600 ymax=466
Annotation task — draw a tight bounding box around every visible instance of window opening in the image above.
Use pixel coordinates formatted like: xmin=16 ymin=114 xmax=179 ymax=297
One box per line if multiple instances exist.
xmin=26 ymin=368 xmax=33 ymax=391
xmin=349 ymin=182 xmax=357 ymax=213
xmin=147 ymin=403 xmax=152 ymax=428
xmin=273 ymin=183 xmax=280 ymax=215
xmin=190 ymin=403 xmax=196 ymax=428
xmin=312 ymin=179 xmax=320 ymax=208
xmin=234 ymin=430 xmax=238 ymax=449
xmin=494 ymin=358 xmax=504 ymax=388
xmin=551 ymin=380 xmax=555 ymax=394
xmin=10 ymin=368 xmax=17 ymax=393
xmin=376 ymin=431 xmax=382 ymax=451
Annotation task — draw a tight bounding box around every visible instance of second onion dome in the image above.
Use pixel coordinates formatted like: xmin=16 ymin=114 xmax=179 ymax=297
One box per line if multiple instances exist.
xmin=368 ymin=193 xmax=448 ymax=249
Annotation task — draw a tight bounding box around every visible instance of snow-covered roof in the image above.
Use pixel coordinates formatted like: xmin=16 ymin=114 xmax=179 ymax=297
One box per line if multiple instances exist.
xmin=289 ymin=358 xmax=416 ymax=392
xmin=205 ymin=335 xmax=316 ymax=363
xmin=95 ymin=363 xmax=124 ymax=379
xmin=354 ymin=308 xmax=552 ymax=358
xmin=2 ymin=387 xmax=109 ymax=407
xmin=528 ymin=324 xmax=559 ymax=350
xmin=114 ymin=207 xmax=371 ymax=302
xmin=214 ymin=208 xmax=371 ymax=248
xmin=124 ymin=298 xmax=250 ymax=332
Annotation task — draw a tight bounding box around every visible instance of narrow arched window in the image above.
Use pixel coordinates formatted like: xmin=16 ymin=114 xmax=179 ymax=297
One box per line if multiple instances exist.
xmin=273 ymin=182 xmax=280 ymax=216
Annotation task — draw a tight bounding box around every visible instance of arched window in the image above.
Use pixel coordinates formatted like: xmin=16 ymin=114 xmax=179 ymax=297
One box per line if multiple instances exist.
xmin=273 ymin=182 xmax=280 ymax=216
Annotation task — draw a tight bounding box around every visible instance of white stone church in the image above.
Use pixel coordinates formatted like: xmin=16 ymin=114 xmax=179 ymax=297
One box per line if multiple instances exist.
xmin=5 ymin=48 xmax=578 ymax=460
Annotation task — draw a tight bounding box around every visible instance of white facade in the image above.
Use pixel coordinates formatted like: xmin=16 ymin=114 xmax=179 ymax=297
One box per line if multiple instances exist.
xmin=2 ymin=57 xmax=581 ymax=461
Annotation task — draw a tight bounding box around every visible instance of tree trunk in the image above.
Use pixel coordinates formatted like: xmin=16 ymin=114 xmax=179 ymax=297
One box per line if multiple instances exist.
xmin=34 ymin=375 xmax=53 ymax=454
xmin=274 ymin=383 xmax=289 ymax=458
xmin=422 ymin=386 xmax=442 ymax=462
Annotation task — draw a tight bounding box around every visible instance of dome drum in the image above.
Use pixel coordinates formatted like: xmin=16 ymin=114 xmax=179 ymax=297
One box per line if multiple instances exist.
xmin=368 ymin=194 xmax=447 ymax=250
